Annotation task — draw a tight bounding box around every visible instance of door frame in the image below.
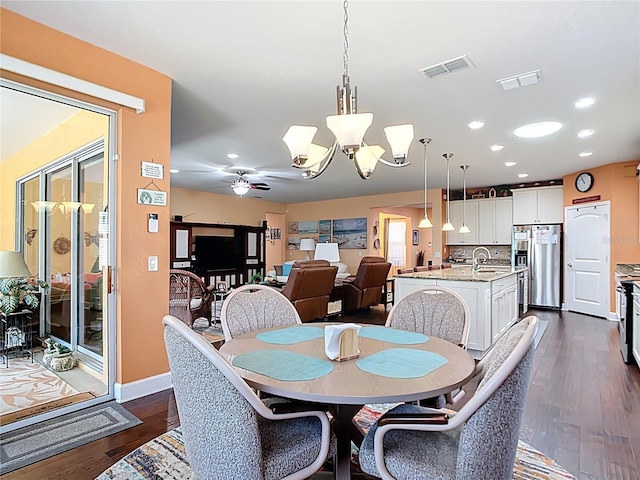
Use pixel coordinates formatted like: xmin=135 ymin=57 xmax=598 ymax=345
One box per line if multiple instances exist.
xmin=564 ymin=201 xmax=611 ymax=318
xmin=2 ymin=79 xmax=118 ymax=434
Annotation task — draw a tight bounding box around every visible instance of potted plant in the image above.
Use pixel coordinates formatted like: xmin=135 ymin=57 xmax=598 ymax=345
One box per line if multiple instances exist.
xmin=42 ymin=338 xmax=75 ymax=371
xmin=0 ymin=276 xmax=49 ymax=315
xmin=250 ymin=273 xmax=263 ymax=284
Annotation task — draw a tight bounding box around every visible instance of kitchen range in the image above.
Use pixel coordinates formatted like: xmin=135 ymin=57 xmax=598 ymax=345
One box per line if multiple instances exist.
xmin=615 ymin=263 xmax=640 ymax=366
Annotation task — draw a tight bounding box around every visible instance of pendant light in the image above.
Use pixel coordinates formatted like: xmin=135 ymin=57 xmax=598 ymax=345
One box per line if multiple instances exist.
xmin=459 ymin=165 xmax=471 ymax=234
xmin=442 ymin=153 xmax=455 ymax=231
xmin=418 ymin=138 xmax=433 ymax=228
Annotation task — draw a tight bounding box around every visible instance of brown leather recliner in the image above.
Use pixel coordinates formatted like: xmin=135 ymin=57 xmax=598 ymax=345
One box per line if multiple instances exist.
xmin=343 ymin=256 xmax=392 ymax=313
xmin=281 ymin=260 xmax=338 ymax=322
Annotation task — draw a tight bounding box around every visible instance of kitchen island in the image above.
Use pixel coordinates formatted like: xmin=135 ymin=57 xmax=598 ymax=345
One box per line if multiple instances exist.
xmin=394 ymin=266 xmax=528 ymax=351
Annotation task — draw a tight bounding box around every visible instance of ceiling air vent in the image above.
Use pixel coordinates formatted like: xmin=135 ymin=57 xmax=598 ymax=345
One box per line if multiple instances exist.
xmin=419 ymin=55 xmax=474 ymax=80
xmin=496 ymin=70 xmax=542 ymax=91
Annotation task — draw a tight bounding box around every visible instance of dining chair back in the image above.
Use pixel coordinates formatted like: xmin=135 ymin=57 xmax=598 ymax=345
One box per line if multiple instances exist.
xmin=169 ymin=269 xmax=213 ymax=328
xmin=386 ymin=286 xmax=470 ymax=347
xmin=163 ymin=315 xmax=333 ymax=480
xmin=220 ymin=284 xmax=301 ymax=341
xmin=359 ymin=316 xmax=539 ymax=480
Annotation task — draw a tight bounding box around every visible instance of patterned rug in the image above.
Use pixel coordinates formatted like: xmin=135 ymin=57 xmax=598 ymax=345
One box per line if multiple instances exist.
xmin=97 ymin=424 xmax=576 ymax=480
xmin=0 ymin=357 xmax=93 ymax=425
xmin=191 ymin=318 xmax=225 ymax=345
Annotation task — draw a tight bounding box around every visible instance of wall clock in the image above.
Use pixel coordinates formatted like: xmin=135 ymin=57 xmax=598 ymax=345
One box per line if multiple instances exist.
xmin=575 ymin=172 xmax=594 ymax=193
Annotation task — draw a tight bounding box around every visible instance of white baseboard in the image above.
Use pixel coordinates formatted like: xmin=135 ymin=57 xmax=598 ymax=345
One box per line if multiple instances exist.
xmin=114 ymin=371 xmax=172 ymax=403
xmin=608 ymin=311 xmax=619 ymax=322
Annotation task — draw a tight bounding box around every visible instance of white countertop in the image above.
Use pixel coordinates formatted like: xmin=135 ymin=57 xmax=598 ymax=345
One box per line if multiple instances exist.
xmin=395 ymin=266 xmax=527 ymax=283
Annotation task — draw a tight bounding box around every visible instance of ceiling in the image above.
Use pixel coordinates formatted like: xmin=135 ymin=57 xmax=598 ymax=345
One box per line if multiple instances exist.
xmin=2 ymin=1 xmax=639 ymax=204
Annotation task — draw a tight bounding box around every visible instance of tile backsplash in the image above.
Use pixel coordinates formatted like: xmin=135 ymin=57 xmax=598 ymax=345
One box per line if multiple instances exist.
xmin=448 ymin=245 xmax=512 ymax=264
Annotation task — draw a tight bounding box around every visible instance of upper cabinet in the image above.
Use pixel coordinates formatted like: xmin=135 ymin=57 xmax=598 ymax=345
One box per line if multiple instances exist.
xmin=477 ymin=198 xmax=513 ymax=244
xmin=512 ymin=186 xmax=563 ymax=225
xmin=446 ymin=199 xmax=479 ymax=245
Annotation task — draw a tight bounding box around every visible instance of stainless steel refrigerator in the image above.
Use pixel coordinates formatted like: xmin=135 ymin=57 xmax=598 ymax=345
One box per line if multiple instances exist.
xmin=512 ymin=224 xmax=562 ymax=309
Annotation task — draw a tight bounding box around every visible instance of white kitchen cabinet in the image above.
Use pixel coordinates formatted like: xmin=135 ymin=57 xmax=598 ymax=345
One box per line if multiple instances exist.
xmin=477 ymin=198 xmax=513 ymax=244
xmin=491 ymin=282 xmax=518 ymax=343
xmin=446 ymin=200 xmax=478 ymax=245
xmin=512 ymin=186 xmax=563 ymax=225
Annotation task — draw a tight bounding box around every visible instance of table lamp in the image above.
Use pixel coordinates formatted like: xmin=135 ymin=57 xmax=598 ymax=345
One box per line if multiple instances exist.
xmin=0 ymin=251 xmax=31 ymax=278
xmin=314 ymin=243 xmax=340 ymax=263
xmin=299 ymin=238 xmax=316 ymax=261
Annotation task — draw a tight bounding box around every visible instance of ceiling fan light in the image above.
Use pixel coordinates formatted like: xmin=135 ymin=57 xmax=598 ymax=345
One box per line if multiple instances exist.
xmin=231 ymin=179 xmax=251 ymax=196
xmin=326 ymin=113 xmax=373 ymax=151
xmin=418 ymin=215 xmax=433 ymax=229
xmin=283 ymin=125 xmax=318 ymax=165
xmin=442 ymin=222 xmax=455 ymax=232
xmin=459 ymin=223 xmax=471 ymax=234
xmin=354 ymin=144 xmax=383 ymax=179
xmin=384 ymin=124 xmax=414 ymax=164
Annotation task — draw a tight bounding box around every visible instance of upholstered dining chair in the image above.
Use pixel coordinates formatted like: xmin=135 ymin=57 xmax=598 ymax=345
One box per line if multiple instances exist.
xmin=163 ymin=314 xmax=334 ymax=480
xmin=385 ymin=286 xmax=470 ymax=408
xmin=169 ymin=269 xmax=214 ymax=328
xmin=220 ymin=284 xmax=302 ymax=341
xmin=358 ymin=316 xmax=539 ymax=480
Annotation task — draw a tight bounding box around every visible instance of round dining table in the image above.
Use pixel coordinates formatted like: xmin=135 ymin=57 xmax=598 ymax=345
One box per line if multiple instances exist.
xmin=219 ymin=323 xmax=475 ymax=480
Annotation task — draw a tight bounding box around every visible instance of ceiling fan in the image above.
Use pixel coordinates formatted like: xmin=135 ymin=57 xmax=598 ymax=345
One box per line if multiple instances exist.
xmin=230 ymin=171 xmax=270 ymax=196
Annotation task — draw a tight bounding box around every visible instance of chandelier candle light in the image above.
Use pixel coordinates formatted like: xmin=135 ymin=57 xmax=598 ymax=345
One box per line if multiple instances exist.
xmin=459 ymin=165 xmax=471 ymax=234
xmin=418 ymin=138 xmax=433 ymax=228
xmin=283 ymin=0 xmax=414 ymax=180
xmin=442 ymin=153 xmax=455 ymax=232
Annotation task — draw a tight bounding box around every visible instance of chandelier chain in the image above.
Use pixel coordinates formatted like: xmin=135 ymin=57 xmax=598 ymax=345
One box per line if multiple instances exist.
xmin=343 ymin=0 xmax=349 ymax=77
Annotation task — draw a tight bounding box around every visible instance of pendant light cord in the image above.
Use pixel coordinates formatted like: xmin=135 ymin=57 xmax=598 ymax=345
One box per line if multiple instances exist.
xmin=446 ymin=157 xmax=451 ymax=222
xmin=420 ymin=138 xmax=432 ymax=216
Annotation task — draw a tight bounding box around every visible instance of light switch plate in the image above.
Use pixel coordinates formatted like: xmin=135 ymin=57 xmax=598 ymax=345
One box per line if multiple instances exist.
xmin=148 ymin=256 xmax=159 ymax=271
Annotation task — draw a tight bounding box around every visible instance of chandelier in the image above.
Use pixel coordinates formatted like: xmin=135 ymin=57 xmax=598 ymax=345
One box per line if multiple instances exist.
xmin=282 ymin=0 xmax=414 ymax=180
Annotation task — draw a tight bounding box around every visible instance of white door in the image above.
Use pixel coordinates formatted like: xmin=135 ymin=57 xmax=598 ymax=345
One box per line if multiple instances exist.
xmin=565 ymin=202 xmax=610 ymax=317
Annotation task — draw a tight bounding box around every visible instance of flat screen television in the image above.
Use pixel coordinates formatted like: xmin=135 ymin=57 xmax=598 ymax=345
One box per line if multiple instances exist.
xmin=193 ymin=235 xmax=242 ymax=271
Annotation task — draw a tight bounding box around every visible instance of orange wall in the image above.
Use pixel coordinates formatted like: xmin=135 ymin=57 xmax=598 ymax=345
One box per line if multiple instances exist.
xmin=1 ymin=9 xmax=173 ymax=385
xmin=563 ymin=160 xmax=640 ymax=308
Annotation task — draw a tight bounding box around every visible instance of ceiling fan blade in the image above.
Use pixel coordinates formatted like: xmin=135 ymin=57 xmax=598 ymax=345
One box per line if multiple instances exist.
xmin=251 ymin=184 xmax=271 ymax=191
xmin=251 ymin=182 xmax=269 ymax=187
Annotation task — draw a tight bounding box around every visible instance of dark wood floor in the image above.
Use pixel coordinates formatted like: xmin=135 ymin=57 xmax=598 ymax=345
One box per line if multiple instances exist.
xmin=4 ymin=307 xmax=639 ymax=480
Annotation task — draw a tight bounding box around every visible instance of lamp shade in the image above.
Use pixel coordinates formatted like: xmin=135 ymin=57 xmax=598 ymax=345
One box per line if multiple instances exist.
xmin=299 ymin=239 xmax=316 ymax=251
xmin=384 ymin=124 xmax=414 ymax=163
xmin=231 ymin=179 xmax=251 ymax=196
xmin=283 ymin=125 xmax=318 ymax=164
xmin=459 ymin=223 xmax=471 ymax=234
xmin=354 ymin=145 xmax=383 ymax=179
xmin=314 ymin=242 xmax=340 ymax=262
xmin=326 ymin=113 xmax=373 ymax=149
xmin=442 ymin=222 xmax=455 ymax=232
xmin=418 ymin=215 xmax=433 ymax=229
xmin=0 ymin=251 xmax=31 ymax=278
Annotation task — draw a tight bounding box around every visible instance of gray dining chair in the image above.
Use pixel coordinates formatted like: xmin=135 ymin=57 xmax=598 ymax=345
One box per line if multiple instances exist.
xmin=163 ymin=314 xmax=334 ymax=480
xmin=386 ymin=286 xmax=470 ymax=407
xmin=358 ymin=316 xmax=539 ymax=480
xmin=220 ymin=284 xmax=301 ymax=341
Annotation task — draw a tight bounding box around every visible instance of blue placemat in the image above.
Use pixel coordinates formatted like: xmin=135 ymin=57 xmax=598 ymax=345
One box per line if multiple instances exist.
xmin=356 ymin=348 xmax=447 ymax=378
xmin=256 ymin=326 xmax=325 ymax=344
xmin=359 ymin=326 xmax=428 ymax=344
xmin=232 ymin=349 xmax=334 ymax=381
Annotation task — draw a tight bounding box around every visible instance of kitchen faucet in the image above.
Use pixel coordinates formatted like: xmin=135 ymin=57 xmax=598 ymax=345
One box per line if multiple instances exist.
xmin=472 ymin=246 xmax=491 ymax=271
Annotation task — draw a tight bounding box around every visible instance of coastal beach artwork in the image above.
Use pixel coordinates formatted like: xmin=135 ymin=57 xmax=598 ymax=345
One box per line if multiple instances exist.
xmin=319 ymin=219 xmax=331 ymax=234
xmin=332 ymin=218 xmax=367 ymax=249
xmin=298 ymin=221 xmax=318 ymax=234
xmin=318 ymin=234 xmax=331 ymax=243
xmin=287 ymin=236 xmax=301 ymax=250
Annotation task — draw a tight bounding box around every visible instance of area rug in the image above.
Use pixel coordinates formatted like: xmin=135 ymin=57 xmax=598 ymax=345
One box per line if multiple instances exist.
xmin=0 ymin=357 xmax=93 ymax=426
xmin=0 ymin=401 xmax=142 ymax=475
xmin=192 ymin=317 xmax=225 ymax=345
xmin=96 ymin=426 xmax=576 ymax=480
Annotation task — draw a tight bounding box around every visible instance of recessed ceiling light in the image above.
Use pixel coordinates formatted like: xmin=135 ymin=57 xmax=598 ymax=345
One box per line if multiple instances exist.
xmin=574 ymin=97 xmax=595 ymax=109
xmin=490 ymin=144 xmax=504 ymax=152
xmin=505 ymin=161 xmax=517 ymax=167
xmin=518 ymin=173 xmax=529 ymax=178
xmin=468 ymin=121 xmax=485 ymax=130
xmin=579 ymin=152 xmax=593 ymax=157
xmin=227 ymin=153 xmax=239 ymax=159
xmin=513 ymin=121 xmax=562 ymax=138
xmin=577 ymin=129 xmax=595 ymax=138
xmin=169 ymin=169 xmax=179 ymax=173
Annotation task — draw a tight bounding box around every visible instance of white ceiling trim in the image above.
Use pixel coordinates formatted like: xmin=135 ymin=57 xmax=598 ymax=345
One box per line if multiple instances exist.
xmin=0 ymin=54 xmax=145 ymax=113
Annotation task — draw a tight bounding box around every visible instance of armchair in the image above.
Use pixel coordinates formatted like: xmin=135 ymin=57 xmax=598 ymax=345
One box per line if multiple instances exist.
xmin=343 ymin=256 xmax=391 ymax=313
xmin=163 ymin=315 xmax=334 ymax=480
xmin=169 ymin=269 xmax=214 ymax=328
xmin=359 ymin=316 xmax=539 ymax=480
xmin=281 ymin=260 xmax=338 ymax=322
